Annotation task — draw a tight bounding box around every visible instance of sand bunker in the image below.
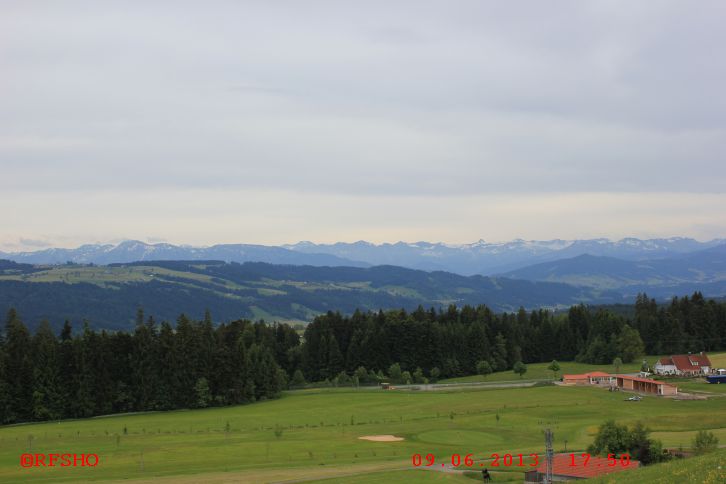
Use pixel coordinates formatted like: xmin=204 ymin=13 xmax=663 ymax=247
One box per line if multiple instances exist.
xmin=358 ymin=435 xmax=404 ymax=442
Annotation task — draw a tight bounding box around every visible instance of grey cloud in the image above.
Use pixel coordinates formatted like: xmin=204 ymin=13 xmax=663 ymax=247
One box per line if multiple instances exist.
xmin=1 ymin=1 xmax=725 ymax=199
xmin=18 ymin=238 xmax=52 ymax=248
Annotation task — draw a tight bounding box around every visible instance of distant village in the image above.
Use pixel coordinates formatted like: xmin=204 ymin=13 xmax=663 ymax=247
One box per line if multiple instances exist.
xmin=561 ymin=352 xmax=725 ymax=396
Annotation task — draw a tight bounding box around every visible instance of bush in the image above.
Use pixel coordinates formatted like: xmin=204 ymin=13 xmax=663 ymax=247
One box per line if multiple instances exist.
xmin=477 ymin=360 xmax=493 ymax=377
xmin=194 ymin=378 xmax=211 ymax=408
xmin=354 ymin=366 xmax=369 ymax=384
xmin=276 ymin=368 xmax=289 ymax=389
xmin=692 ymin=430 xmax=718 ymax=455
xmin=388 ymin=363 xmax=402 ymax=383
xmin=290 ymin=369 xmax=306 ymax=388
xmin=336 ymin=371 xmax=351 ymax=386
xmin=588 ymin=420 xmax=669 ymax=465
xmin=588 ymin=420 xmax=631 ymax=456
xmin=513 ymin=361 xmax=527 ymax=378
xmin=547 ymin=360 xmax=561 ymax=378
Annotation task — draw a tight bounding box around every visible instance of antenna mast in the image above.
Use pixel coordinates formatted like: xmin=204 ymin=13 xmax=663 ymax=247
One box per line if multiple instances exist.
xmin=544 ymin=428 xmax=554 ymax=484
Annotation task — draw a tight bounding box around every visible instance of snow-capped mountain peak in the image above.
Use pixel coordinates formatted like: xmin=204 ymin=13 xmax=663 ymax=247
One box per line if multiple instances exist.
xmin=4 ymin=237 xmax=724 ymax=276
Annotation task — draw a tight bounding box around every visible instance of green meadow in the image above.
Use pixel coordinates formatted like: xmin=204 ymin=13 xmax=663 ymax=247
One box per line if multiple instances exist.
xmin=588 ymin=448 xmax=726 ymax=484
xmin=1 ymin=369 xmax=725 ymax=483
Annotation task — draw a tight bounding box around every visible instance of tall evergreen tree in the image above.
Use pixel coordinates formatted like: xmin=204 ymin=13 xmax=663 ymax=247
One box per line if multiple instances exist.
xmin=31 ymin=321 xmax=62 ymax=420
xmin=74 ymin=322 xmax=97 ymax=417
xmin=491 ymin=333 xmax=508 ymax=371
xmin=132 ymin=315 xmax=159 ymax=410
xmin=57 ymin=321 xmax=77 ymax=417
xmin=174 ymin=314 xmax=199 ymax=408
xmin=4 ymin=309 xmax=34 ymax=422
xmin=156 ymin=321 xmax=178 ymax=409
xmin=0 ymin=327 xmax=9 ymax=424
xmin=327 ymin=334 xmax=345 ymax=376
xmin=345 ymin=329 xmax=364 ymax=372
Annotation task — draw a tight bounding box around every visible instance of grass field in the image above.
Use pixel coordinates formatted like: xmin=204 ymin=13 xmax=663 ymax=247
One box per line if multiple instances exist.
xmin=709 ymin=352 xmax=726 ymax=369
xmin=588 ymin=448 xmax=726 ymax=484
xmin=1 ymin=368 xmax=726 ymax=484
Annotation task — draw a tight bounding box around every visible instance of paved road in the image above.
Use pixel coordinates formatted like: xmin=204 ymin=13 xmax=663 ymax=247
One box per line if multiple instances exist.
xmin=390 ymin=379 xmax=551 ymax=391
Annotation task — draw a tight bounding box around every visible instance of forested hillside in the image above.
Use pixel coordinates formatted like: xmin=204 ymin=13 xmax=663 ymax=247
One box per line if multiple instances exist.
xmin=502 ymin=244 xmax=726 ymax=296
xmin=0 ymin=260 xmax=618 ymax=330
xmin=2 ymin=293 xmax=724 ymax=425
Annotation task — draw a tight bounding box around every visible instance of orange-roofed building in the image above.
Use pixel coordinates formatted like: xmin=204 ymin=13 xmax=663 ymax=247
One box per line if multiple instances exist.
xmin=524 ymin=453 xmax=639 ymax=482
xmin=562 ymin=374 xmax=588 ymax=385
xmin=616 ymin=375 xmax=677 ymax=395
xmin=562 ymin=372 xmax=615 ymax=386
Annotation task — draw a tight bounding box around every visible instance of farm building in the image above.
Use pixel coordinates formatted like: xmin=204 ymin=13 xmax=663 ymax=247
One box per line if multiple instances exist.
xmin=524 ymin=453 xmax=639 ymax=482
xmin=562 ymin=372 xmax=616 ymax=385
xmin=654 ymin=353 xmax=712 ymax=376
xmin=616 ymin=375 xmax=677 ymax=395
xmin=562 ymin=372 xmax=678 ymax=395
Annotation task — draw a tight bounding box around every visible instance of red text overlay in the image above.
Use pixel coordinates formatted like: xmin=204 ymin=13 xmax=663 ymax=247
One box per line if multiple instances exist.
xmin=412 ymin=452 xmax=631 ymax=468
xmin=20 ymin=453 xmax=99 ymax=468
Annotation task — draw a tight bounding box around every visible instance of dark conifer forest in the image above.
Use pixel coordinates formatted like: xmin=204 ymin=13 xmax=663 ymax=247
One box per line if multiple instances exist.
xmin=1 ymin=292 xmax=725 ymax=424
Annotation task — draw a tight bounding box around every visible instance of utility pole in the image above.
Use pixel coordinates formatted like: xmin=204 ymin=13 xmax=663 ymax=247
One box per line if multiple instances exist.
xmin=544 ymin=428 xmax=554 ymax=484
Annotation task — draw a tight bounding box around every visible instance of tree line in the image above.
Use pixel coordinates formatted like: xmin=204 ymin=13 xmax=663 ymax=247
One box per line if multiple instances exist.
xmin=0 ymin=308 xmax=298 ymax=424
xmin=301 ymin=292 xmax=725 ymax=382
xmin=2 ymin=292 xmax=725 ymax=424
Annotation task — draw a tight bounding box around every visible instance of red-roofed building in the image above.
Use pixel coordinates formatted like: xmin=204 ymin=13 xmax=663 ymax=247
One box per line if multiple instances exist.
xmin=524 ymin=453 xmax=639 ymax=482
xmin=654 ymin=353 xmax=712 ymax=376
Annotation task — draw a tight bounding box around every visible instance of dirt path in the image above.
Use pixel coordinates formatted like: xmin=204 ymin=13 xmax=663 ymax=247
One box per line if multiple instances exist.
xmin=395 ymin=380 xmax=546 ymax=391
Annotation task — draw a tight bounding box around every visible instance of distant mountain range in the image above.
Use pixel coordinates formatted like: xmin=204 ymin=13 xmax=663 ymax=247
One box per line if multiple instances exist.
xmin=0 ymin=240 xmax=369 ymax=268
xmin=501 ymin=243 xmax=726 ymax=298
xmin=2 ymin=236 xmax=726 ymax=329
xmin=284 ymin=237 xmax=726 ymax=274
xmin=0 ymin=260 xmax=620 ymax=331
xmin=2 ymin=237 xmax=723 ymax=275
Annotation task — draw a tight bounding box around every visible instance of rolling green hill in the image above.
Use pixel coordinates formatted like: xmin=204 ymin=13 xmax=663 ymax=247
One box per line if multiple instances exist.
xmin=588 ymin=448 xmax=726 ymax=483
xmin=0 ymin=260 xmax=621 ymax=330
xmin=1 ymin=383 xmax=725 ymax=483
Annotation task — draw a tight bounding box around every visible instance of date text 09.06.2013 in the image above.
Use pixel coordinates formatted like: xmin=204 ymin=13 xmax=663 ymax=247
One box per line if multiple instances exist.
xmin=411 ymin=452 xmax=632 ymax=468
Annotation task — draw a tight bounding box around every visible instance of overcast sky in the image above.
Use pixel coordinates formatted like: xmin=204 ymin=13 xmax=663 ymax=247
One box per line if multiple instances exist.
xmin=2 ymin=1 xmax=725 ymax=251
